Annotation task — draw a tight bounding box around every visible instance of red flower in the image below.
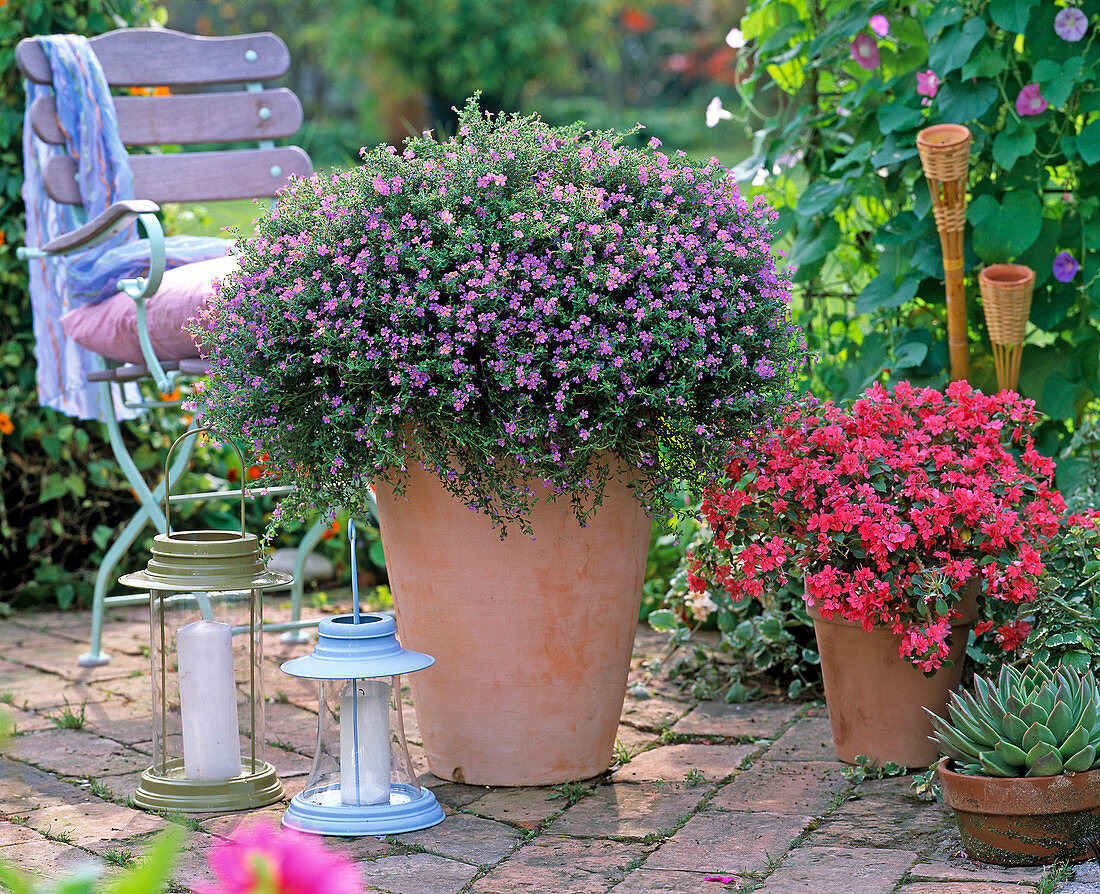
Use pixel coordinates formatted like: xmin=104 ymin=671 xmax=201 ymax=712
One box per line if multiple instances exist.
xmin=686 ymin=381 xmax=1063 ymax=669
xmin=621 ymin=7 xmax=654 ymax=32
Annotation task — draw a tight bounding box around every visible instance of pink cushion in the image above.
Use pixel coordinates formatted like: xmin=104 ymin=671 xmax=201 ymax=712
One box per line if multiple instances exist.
xmin=60 ymin=254 xmax=238 ymax=364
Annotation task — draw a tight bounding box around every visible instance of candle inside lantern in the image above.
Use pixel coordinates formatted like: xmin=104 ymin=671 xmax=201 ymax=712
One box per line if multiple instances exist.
xmin=177 ymin=619 xmax=242 ymax=781
xmin=340 ymin=679 xmax=390 ymax=805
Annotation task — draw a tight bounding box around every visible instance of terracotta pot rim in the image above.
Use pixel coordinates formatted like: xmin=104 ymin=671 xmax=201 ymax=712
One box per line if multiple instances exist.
xmin=804 ymin=578 xmax=980 ymax=629
xmin=979 ymin=264 xmax=1036 ymax=288
xmin=917 ymin=123 xmax=971 ymax=150
xmin=937 ymin=757 xmax=1100 ymax=816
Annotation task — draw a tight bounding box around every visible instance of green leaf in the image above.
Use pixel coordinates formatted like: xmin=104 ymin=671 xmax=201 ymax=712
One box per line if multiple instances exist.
xmin=969 ymin=189 xmax=1043 ymax=262
xmin=1059 ymin=725 xmax=1090 ymax=760
xmin=992 ymin=120 xmax=1036 ymax=172
xmin=979 ymin=750 xmax=1017 ymax=776
xmin=104 ymin=826 xmax=184 ymax=894
xmin=1063 ymin=744 xmax=1097 ymax=772
xmin=1046 ymin=700 xmax=1073 ymax=740
xmin=989 ymin=0 xmax=1037 ymax=33
xmin=936 ymin=78 xmax=999 ymax=123
xmin=994 ymin=740 xmax=1029 ymax=767
xmin=1041 ymin=371 xmax=1078 ymax=420
xmin=928 ymin=19 xmax=987 ymax=77
xmin=0 ymin=863 xmax=35 ymax=894
xmin=893 ymin=340 xmax=929 ymax=368
xmin=1078 ymin=120 xmax=1100 ymax=166
xmin=877 ymin=103 xmax=923 ymax=136
xmin=647 ymin=609 xmax=679 ymax=633
xmin=961 ymin=46 xmax=1006 ymax=80
xmin=1025 ymin=745 xmax=1064 ymax=776
xmin=788 ymin=218 xmax=840 ymax=277
xmin=856 ymin=274 xmax=919 ymax=314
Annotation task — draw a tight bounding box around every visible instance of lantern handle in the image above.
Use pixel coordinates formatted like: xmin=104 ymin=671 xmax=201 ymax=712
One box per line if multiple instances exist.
xmin=163 ymin=426 xmax=247 ymax=537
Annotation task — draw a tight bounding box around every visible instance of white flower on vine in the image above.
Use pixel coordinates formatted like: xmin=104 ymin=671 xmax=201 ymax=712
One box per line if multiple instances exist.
xmin=706 ymin=96 xmax=733 ymax=128
xmin=725 ymin=27 xmax=745 ymax=49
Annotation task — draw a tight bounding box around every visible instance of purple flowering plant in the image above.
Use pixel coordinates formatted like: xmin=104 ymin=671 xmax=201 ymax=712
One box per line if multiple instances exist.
xmin=196 ymin=100 xmax=803 ymax=532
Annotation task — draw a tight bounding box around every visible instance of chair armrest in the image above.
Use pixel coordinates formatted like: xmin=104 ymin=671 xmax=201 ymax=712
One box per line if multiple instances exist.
xmin=23 ymin=200 xmax=161 ymax=255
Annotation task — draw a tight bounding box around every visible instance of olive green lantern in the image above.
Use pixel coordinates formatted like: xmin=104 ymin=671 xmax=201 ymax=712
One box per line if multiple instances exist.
xmin=120 ymin=429 xmax=288 ymax=812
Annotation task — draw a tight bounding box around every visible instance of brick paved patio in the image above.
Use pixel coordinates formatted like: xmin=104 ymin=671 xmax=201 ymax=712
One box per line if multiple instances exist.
xmin=1 ymin=601 xmax=1095 ymax=893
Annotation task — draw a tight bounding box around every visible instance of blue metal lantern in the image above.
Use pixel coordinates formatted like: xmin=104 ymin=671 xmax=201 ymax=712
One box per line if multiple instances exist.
xmin=280 ymin=523 xmax=444 ymax=836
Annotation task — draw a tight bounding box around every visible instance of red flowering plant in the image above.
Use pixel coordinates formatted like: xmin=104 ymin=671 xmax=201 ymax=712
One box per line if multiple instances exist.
xmin=682 ymin=380 xmax=1065 ymax=674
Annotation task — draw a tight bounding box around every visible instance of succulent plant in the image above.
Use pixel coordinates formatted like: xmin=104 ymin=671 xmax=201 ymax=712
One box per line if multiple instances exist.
xmin=927 ymin=661 xmax=1100 ymax=777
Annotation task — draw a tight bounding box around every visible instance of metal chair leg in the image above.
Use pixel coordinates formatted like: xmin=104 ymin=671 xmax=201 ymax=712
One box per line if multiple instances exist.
xmin=280 ymin=515 xmax=329 ymax=644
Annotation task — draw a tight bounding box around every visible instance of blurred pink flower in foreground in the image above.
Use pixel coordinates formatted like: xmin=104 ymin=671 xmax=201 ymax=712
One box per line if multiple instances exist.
xmin=1016 ymin=83 xmax=1048 ymax=116
xmin=916 ymin=70 xmax=939 ymax=99
xmin=194 ymin=823 xmax=361 ymax=894
xmin=850 ymin=33 xmax=881 ymax=69
xmin=870 ymin=14 xmax=890 ymax=37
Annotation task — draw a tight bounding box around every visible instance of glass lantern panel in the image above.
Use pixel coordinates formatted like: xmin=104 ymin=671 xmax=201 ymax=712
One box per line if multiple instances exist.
xmin=148 ymin=587 xmax=264 ymax=782
xmin=299 ymin=675 xmax=421 ymax=808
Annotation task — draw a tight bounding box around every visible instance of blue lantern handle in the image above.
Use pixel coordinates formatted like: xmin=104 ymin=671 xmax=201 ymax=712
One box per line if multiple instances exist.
xmin=162 ymin=425 xmax=247 ymax=537
xmin=348 ymin=518 xmax=361 ymax=622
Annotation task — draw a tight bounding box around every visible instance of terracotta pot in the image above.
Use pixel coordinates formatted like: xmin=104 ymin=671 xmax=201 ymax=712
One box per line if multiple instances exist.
xmin=938 ymin=758 xmax=1100 ymax=865
xmin=807 ymin=586 xmax=977 ymax=768
xmin=374 ymin=460 xmax=652 ymax=786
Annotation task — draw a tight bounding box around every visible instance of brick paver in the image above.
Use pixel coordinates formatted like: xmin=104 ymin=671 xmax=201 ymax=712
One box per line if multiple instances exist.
xmin=0 ymin=604 xmax=1088 ymax=893
xmin=754 ymin=845 xmax=917 ymax=893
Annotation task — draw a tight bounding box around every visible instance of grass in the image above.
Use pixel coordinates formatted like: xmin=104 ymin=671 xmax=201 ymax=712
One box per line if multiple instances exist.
xmin=103 ymin=847 xmax=135 ymax=868
xmin=546 ymin=782 xmax=591 ymax=806
xmin=46 ymin=699 xmax=87 ymax=730
xmin=684 ymin=767 xmax=707 ymax=787
xmin=1035 ymin=862 xmax=1073 ymax=894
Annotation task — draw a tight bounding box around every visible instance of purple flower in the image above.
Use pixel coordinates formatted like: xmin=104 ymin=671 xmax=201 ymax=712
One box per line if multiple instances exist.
xmin=850 ymin=33 xmax=881 ymax=70
xmin=869 ymin=14 xmax=890 ymax=37
xmin=1015 ymin=83 xmax=1048 ymax=116
xmin=916 ymin=69 xmax=939 ymax=99
xmin=1053 ymin=251 xmax=1079 ymax=283
xmin=1054 ymin=8 xmax=1088 ymax=42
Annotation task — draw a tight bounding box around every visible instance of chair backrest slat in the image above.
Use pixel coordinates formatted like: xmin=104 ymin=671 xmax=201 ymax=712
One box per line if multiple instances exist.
xmin=44 ymin=147 xmax=313 ymax=205
xmin=17 ymin=29 xmax=290 ymax=86
xmin=30 ymin=89 xmax=304 ymax=146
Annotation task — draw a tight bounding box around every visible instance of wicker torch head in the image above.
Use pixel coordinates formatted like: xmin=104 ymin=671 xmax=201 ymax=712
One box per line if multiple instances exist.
xmin=979 ymin=264 xmax=1035 ymax=394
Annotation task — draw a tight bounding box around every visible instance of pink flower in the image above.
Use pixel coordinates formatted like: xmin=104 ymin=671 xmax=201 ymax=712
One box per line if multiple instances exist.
xmin=850 ymin=33 xmax=881 ymax=70
xmin=869 ymin=14 xmax=890 ymax=37
xmin=916 ymin=69 xmax=939 ymax=99
xmin=195 ymin=823 xmax=361 ymax=894
xmin=1053 ymin=251 xmax=1079 ymax=283
xmin=1054 ymin=8 xmax=1088 ymax=42
xmin=1015 ymin=83 xmax=1048 ymax=116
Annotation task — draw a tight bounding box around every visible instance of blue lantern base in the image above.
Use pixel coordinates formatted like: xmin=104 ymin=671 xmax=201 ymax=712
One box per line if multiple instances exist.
xmin=282 ymin=782 xmax=445 ymax=837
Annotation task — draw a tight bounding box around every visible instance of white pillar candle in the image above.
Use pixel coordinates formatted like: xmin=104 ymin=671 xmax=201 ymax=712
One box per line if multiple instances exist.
xmin=177 ymin=619 xmax=242 ymax=781
xmin=340 ymin=679 xmax=391 ymax=805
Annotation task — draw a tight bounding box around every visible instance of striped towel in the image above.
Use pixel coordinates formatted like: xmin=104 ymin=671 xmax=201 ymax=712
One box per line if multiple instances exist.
xmin=22 ymin=34 xmax=234 ymax=421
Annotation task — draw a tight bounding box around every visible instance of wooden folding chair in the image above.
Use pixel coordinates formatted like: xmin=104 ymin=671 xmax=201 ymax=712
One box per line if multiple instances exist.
xmin=16 ymin=29 xmax=329 ymax=664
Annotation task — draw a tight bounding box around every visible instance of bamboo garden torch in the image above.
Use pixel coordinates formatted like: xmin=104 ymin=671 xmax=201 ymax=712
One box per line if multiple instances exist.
xmin=917 ymin=124 xmax=972 ymax=382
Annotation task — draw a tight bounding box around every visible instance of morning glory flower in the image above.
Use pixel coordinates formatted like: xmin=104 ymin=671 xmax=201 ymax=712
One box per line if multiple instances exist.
xmin=916 ymin=70 xmax=939 ymax=99
xmin=1054 ymin=8 xmax=1088 ymax=42
xmin=1015 ymin=84 xmax=1048 ymax=116
xmin=1053 ymin=251 xmax=1079 ymax=283
xmin=706 ymin=96 xmax=733 ymax=128
xmin=850 ymin=33 xmax=881 ymax=70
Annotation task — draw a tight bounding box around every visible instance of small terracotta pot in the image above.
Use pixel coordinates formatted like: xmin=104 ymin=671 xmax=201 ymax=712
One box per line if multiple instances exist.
xmin=374 ymin=459 xmax=652 ymax=786
xmin=937 ymin=758 xmax=1100 ymax=865
xmin=807 ymin=585 xmax=977 ymax=768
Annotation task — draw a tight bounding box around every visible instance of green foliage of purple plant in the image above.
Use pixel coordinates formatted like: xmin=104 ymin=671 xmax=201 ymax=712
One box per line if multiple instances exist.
xmin=197 ymin=99 xmax=805 ymax=533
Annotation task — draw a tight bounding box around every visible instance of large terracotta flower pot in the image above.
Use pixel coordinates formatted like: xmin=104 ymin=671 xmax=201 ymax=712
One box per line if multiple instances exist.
xmin=938 ymin=758 xmax=1100 ymax=865
xmin=807 ymin=588 xmax=977 ymax=768
xmin=374 ymin=460 xmax=652 ymax=786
